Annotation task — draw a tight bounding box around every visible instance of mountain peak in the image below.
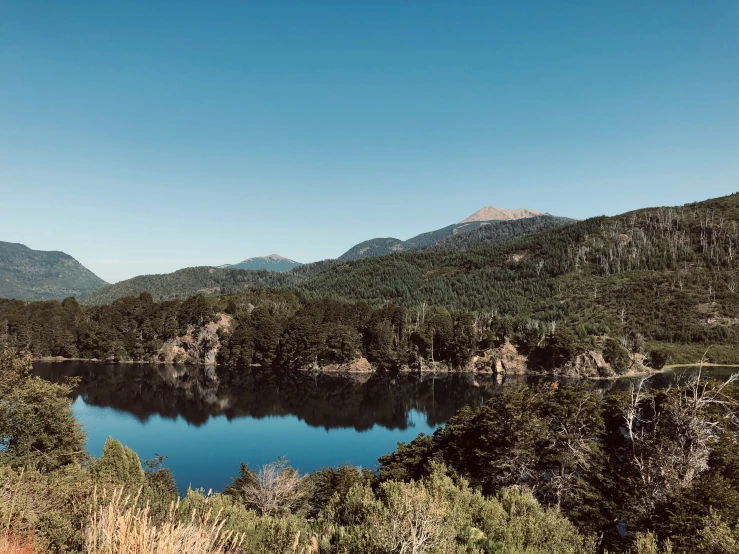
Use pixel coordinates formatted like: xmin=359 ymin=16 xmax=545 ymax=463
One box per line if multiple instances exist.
xmin=460 ymin=206 xmax=546 ymax=223
xmin=236 ymin=254 xmax=297 ymax=264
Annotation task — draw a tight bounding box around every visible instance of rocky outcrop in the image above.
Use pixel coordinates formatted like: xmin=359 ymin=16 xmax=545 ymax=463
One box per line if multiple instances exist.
xmin=158 ymin=313 xmax=232 ymax=365
xmin=561 ymin=350 xmax=610 ymax=378
xmin=561 ymin=350 xmax=652 ymax=379
xmin=477 ymin=340 xmax=528 ymax=374
xmin=460 ymin=206 xmax=545 ymax=223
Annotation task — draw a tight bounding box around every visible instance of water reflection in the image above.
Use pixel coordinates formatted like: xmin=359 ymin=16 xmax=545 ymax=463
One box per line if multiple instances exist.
xmin=35 ymin=363 xmax=737 ymax=431
xmin=34 ymin=362 xmax=508 ymax=431
xmin=32 ymin=362 xmax=737 ymax=493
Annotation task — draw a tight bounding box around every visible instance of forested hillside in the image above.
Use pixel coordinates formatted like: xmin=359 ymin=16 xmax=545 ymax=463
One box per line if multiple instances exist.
xmin=338 ymin=221 xmax=497 ymax=260
xmin=222 ymin=254 xmax=303 ymax=272
xmin=80 ymin=216 xmax=573 ymax=305
xmin=301 ymin=193 xmax=739 ymax=348
xmin=80 ymin=267 xmax=298 ymax=305
xmin=4 ymin=193 xmax=739 ymax=371
xmin=339 ymin=206 xmax=558 ymax=261
xmin=426 ymin=215 xmax=574 ymax=251
xmin=337 ymin=218 xmax=561 ymax=261
xmin=0 ymin=241 xmax=107 ymax=301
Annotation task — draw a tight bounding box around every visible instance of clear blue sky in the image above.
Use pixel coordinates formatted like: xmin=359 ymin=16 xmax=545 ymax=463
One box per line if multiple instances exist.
xmin=1 ymin=1 xmax=737 ymax=283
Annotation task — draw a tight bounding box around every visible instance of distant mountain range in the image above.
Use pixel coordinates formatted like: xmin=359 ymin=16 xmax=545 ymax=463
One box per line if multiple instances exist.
xmin=339 ymin=205 xmax=551 ymax=261
xmin=220 ymin=254 xmax=302 ymax=272
xmin=0 ymin=204 xmax=565 ymax=303
xmin=7 ymin=193 xmax=739 ymax=372
xmin=0 ymin=241 xmax=107 ymax=301
xmin=78 ymin=214 xmax=573 ymax=304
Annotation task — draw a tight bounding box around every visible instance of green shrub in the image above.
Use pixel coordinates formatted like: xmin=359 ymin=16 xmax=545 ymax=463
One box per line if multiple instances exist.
xmin=603 ymin=338 xmax=631 ymax=374
xmin=649 ymin=348 xmax=671 ymax=370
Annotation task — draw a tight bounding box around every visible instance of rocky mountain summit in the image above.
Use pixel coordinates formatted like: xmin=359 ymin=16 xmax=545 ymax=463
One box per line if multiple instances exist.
xmin=460 ymin=206 xmax=545 ymax=223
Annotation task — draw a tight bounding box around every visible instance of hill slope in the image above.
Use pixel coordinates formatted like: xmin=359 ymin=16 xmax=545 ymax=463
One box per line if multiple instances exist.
xmin=297 ymin=193 xmax=739 ymax=350
xmin=339 ymin=206 xmax=550 ymax=261
xmin=80 ymin=267 xmax=299 ymax=305
xmin=0 ymin=241 xmax=107 ymax=301
xmin=10 ymin=192 xmax=739 ymax=369
xmin=426 ymin=215 xmax=574 ymax=252
xmin=79 ymin=217 xmax=572 ymax=304
xmin=78 ymin=191 xmax=739 ymax=361
xmin=339 ymin=220 xmax=508 ymax=261
xmin=222 ymin=254 xmax=302 ymax=272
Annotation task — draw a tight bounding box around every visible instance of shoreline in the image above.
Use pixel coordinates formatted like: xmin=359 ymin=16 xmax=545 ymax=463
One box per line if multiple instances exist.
xmin=35 ymin=356 xmax=738 ymax=380
xmin=663 ymin=362 xmax=739 ymax=370
xmin=36 ymin=356 xmax=219 ymax=366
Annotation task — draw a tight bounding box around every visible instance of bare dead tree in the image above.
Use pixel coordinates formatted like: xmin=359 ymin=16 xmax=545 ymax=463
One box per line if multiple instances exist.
xmin=373 ymin=482 xmax=450 ymax=554
xmin=622 ymin=352 xmax=739 ymax=517
xmin=241 ymin=460 xmax=306 ymax=516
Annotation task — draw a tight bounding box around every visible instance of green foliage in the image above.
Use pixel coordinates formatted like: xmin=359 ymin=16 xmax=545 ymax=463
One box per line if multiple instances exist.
xmin=80 ymin=266 xmax=301 ymax=305
xmin=316 ymin=466 xmax=595 ymax=554
xmin=378 ymin=378 xmax=739 ymax=551
xmin=697 ymin=510 xmax=739 ymax=553
xmin=0 ymin=240 xmax=107 ymax=302
xmin=0 ymin=464 xmax=93 ymax=553
xmin=4 ymin=339 xmax=739 ymax=553
xmin=0 ymin=346 xmax=86 ymax=470
xmin=305 ymin=464 xmax=373 ymax=517
xmin=7 ymin=195 xmax=739 ymax=370
xmin=90 ymin=437 xmax=146 ymax=487
xmin=649 ymin=348 xmax=671 ymax=370
xmin=604 ymin=338 xmax=631 ymax=374
xmin=89 ymin=438 xmax=179 ymax=522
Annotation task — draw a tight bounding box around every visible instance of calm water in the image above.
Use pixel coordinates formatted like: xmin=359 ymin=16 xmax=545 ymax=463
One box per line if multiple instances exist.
xmin=33 ymin=362 xmax=735 ymax=494
xmin=33 ymin=362 xmax=504 ymax=493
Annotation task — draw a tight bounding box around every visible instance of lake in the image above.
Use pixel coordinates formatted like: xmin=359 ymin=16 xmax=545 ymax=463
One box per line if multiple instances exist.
xmin=33 ymin=362 xmax=506 ymax=493
xmin=33 ymin=362 xmax=736 ymax=494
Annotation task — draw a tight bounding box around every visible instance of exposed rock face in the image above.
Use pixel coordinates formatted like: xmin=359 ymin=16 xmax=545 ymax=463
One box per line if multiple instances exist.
xmin=470 ymin=340 xmax=528 ymax=374
xmin=628 ymin=353 xmax=651 ymax=374
xmin=159 ymin=313 xmax=232 ymax=365
xmin=460 ymin=207 xmax=545 ymax=223
xmin=562 ymin=350 xmax=610 ymax=378
xmin=494 ymin=340 xmax=529 ymax=374
xmin=561 ymin=350 xmax=651 ymax=379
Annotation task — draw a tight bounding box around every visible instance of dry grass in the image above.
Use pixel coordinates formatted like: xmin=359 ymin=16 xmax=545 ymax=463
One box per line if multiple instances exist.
xmin=1 ymin=467 xmax=41 ymax=554
xmin=85 ymin=488 xmax=246 ymax=554
xmin=0 ymin=531 xmax=41 ymax=554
